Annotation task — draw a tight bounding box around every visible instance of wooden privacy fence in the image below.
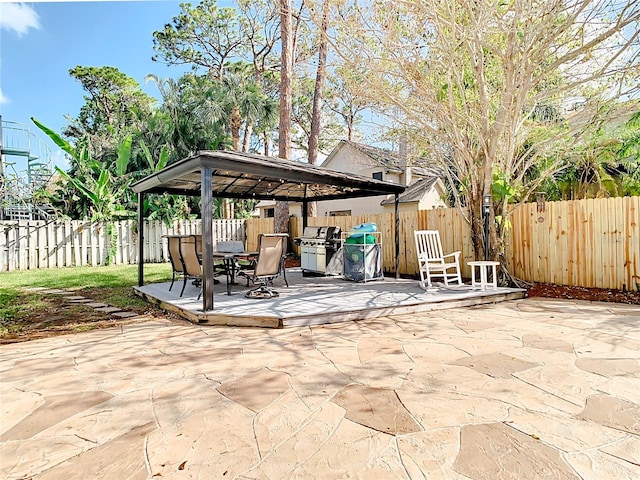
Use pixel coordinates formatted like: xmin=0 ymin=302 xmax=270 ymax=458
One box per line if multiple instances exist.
xmin=261 ymin=197 xmax=639 ymax=290
xmin=507 ymin=197 xmax=639 ymax=291
xmin=286 ymin=209 xmax=475 ymax=278
xmin=2 ymin=197 xmax=638 ymax=291
xmin=0 ymin=219 xmax=245 ymax=271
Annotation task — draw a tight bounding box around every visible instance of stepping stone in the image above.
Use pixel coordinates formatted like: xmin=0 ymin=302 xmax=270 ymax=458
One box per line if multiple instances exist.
xmin=63 ymin=296 xmax=86 ymax=300
xmin=453 ymin=423 xmax=579 ymax=479
xmin=41 ymin=289 xmax=67 ymax=294
xmin=332 ymin=384 xmax=421 ymax=435
xmin=69 ymin=299 xmax=94 ymax=304
xmin=578 ymin=394 xmax=640 ymax=435
xmin=522 ymin=334 xmax=573 ymax=353
xmin=357 ymin=336 xmax=404 ymax=363
xmin=452 ymin=353 xmax=538 ymax=379
xmin=111 ymin=311 xmax=139 ymax=319
xmin=86 ymin=303 xmax=108 ymax=308
xmin=0 ymin=391 xmax=113 ymax=442
xmin=575 ymin=358 xmax=640 ymax=378
xmin=217 ymin=368 xmax=290 ymax=412
xmin=28 ymin=422 xmax=155 ymax=478
xmin=94 ymin=307 xmax=122 ymax=313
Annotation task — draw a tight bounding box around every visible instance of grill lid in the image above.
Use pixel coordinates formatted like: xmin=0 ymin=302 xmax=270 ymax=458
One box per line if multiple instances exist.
xmin=301 ymin=226 xmax=321 ymax=238
xmin=295 ymin=225 xmax=342 ymax=243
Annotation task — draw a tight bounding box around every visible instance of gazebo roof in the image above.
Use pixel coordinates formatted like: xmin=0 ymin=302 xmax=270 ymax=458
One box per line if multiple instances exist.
xmin=133 ymin=149 xmax=406 ymax=312
xmin=132 ymin=150 xmax=405 ymax=201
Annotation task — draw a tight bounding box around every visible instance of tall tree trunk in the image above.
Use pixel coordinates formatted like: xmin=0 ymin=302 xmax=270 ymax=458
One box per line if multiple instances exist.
xmin=230 ymin=106 xmax=243 ymax=151
xmin=224 ymin=199 xmax=234 ymax=219
xmin=242 ymin=122 xmax=253 ymax=152
xmin=275 ymin=0 xmax=293 ymax=234
xmin=306 ymin=0 xmax=329 ymax=219
xmin=229 ymin=105 xmax=243 ymax=219
xmin=263 ymin=131 xmax=270 ymax=157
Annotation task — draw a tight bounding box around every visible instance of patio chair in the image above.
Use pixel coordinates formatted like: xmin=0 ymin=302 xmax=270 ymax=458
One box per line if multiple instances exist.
xmin=167 ymin=236 xmax=185 ymax=292
xmin=178 ymin=235 xmax=204 ymax=298
xmin=176 ymin=235 xmax=228 ymax=297
xmin=414 ymin=230 xmax=462 ymax=289
xmin=238 ymin=234 xmax=289 ymax=298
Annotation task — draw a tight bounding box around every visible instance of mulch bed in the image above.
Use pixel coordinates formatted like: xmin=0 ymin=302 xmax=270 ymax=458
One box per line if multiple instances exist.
xmin=526 ymin=283 xmax=640 ymax=305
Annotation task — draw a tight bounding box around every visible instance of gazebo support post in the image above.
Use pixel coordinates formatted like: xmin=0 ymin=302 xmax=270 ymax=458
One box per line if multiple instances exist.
xmin=302 ymin=199 xmax=308 ymax=230
xmin=394 ymin=193 xmax=400 ymax=279
xmin=138 ymin=192 xmax=144 ymax=286
xmin=201 ymin=167 xmax=214 ymax=311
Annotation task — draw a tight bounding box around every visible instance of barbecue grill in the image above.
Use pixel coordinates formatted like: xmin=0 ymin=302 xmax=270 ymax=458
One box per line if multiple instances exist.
xmin=294 ymin=226 xmax=341 ymax=275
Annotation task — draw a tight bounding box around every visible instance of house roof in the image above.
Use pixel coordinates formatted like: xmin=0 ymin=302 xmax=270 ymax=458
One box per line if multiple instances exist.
xmin=411 ymin=165 xmax=445 ymax=178
xmin=325 ymin=141 xmax=405 ymax=173
xmin=380 ymin=176 xmax=440 ymax=205
xmin=131 ymin=150 xmax=405 ymax=201
xmin=325 ymin=141 xmax=446 ymax=179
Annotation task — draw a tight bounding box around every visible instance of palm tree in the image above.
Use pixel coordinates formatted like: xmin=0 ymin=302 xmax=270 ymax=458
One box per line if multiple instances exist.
xmin=145 ymin=74 xmax=231 ymax=159
xmin=619 ymin=111 xmax=640 ymax=196
xmin=210 ymin=63 xmax=279 ymax=152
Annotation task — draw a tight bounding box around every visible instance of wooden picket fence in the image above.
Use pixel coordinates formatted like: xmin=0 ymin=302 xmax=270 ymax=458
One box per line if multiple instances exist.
xmin=0 ymin=219 xmax=245 ymax=271
xmin=1 ymin=197 xmax=638 ymax=291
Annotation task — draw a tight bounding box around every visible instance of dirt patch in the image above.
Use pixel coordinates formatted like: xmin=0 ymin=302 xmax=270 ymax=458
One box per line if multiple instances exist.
xmin=527 ymin=283 xmax=640 ymax=305
xmin=1 ymin=289 xmax=181 ymax=345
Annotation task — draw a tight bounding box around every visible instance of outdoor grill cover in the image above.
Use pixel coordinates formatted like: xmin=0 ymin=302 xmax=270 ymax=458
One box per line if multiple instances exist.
xmin=343 ymin=243 xmax=383 ymax=282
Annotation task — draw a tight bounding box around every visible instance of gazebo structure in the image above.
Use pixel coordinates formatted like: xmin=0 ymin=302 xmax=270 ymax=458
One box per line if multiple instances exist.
xmin=132 ymin=150 xmax=405 ymax=312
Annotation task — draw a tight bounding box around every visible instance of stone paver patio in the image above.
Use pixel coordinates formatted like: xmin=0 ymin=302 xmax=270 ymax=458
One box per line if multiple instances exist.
xmin=1 ymin=297 xmax=639 ymax=479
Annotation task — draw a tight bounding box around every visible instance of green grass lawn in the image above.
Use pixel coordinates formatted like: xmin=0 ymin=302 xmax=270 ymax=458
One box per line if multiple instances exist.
xmin=0 ymin=264 xmax=173 ymax=335
xmin=1 ymin=263 xmax=173 ymax=291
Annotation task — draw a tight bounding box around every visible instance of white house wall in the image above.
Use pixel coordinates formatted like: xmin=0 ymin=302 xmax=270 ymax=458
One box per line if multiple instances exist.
xmin=318 ymin=144 xmax=402 ymax=216
xmin=418 ymin=186 xmax=448 ymax=210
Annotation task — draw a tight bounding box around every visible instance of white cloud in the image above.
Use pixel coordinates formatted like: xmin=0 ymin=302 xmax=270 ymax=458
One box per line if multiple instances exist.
xmin=0 ymin=3 xmax=40 ymax=37
xmin=0 ymin=86 xmax=8 ymax=104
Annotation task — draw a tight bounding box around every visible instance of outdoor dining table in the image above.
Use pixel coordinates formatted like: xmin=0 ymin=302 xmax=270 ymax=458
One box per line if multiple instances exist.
xmin=211 ymin=251 xmax=258 ymax=295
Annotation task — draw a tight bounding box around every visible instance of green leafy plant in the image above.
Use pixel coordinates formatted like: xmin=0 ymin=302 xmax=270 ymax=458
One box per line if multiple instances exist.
xmin=32 ymin=118 xmax=134 ymax=264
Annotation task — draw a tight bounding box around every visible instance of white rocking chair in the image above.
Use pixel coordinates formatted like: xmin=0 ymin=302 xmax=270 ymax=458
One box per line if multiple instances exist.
xmin=414 ymin=230 xmax=463 ymax=289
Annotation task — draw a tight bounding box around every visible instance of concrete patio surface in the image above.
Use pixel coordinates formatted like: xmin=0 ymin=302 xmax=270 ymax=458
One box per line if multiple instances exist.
xmin=1 ymin=297 xmax=639 ymax=479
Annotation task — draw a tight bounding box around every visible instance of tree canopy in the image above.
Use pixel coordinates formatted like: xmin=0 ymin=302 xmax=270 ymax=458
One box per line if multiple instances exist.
xmin=326 ymin=0 xmax=640 ymax=270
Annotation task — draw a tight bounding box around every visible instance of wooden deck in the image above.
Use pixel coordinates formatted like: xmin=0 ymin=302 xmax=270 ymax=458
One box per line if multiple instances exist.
xmin=134 ymin=268 xmax=526 ymax=328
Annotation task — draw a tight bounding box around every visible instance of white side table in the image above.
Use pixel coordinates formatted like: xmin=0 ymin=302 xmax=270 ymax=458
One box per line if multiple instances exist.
xmin=468 ymin=261 xmax=500 ymax=290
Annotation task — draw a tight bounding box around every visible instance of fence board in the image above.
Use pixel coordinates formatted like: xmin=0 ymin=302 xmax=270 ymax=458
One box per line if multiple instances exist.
xmin=592 ymin=200 xmax=601 ymax=288
xmin=577 ymin=201 xmax=588 ymax=287
xmin=611 ymin=198 xmax=621 ymax=289
xmin=537 ymin=205 xmax=549 ymax=282
xmin=16 ymin=222 xmax=25 ymax=269
xmin=626 ymin=196 xmax=640 ymax=290
xmin=246 ymin=218 xmax=274 ymax=251
xmin=27 ymin=222 xmax=36 ymax=269
xmin=8 ymin=225 xmax=17 ymax=271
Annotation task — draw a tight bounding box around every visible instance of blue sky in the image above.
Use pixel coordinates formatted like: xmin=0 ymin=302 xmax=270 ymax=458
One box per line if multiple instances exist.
xmin=0 ymin=1 xmax=223 ymax=170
